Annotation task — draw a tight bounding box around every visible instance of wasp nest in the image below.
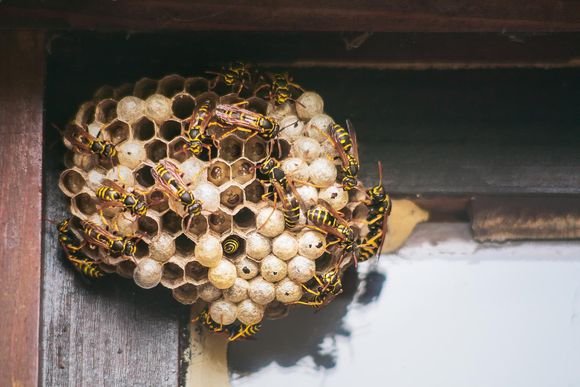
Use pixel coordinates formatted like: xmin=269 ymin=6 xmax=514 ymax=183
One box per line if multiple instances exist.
xmin=58 ymin=69 xmax=375 ymax=330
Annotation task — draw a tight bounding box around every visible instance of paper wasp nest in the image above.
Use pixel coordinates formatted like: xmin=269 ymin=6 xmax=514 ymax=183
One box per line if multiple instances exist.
xmin=58 ymin=72 xmax=371 ymax=326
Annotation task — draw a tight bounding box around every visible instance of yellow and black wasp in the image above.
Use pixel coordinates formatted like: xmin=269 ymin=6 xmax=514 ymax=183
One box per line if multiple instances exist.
xmin=57 ymin=218 xmax=105 ymax=279
xmin=79 ymin=219 xmax=138 ymax=259
xmin=207 ymin=61 xmax=253 ymax=94
xmin=182 ymin=99 xmax=216 ymax=158
xmin=254 ymin=72 xmax=304 ymax=106
xmin=193 ymin=308 xmax=227 ymax=334
xmin=294 ymin=269 xmax=343 ymax=308
xmin=151 ymin=159 xmax=202 ymax=229
xmin=358 ymin=161 xmax=392 ymax=262
xmin=64 ymin=124 xmax=118 ymax=163
xmin=325 ymin=120 xmax=360 ymax=191
xmin=256 ymin=155 xmax=303 ymax=229
xmin=228 ymin=323 xmax=262 ymax=342
xmin=306 ymin=199 xmax=359 ymax=267
xmin=96 ymin=179 xmax=148 ymax=217
xmin=214 ymin=103 xmax=280 ymax=142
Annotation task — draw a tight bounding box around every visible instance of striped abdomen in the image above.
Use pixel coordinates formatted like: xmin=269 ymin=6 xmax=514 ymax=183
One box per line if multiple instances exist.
xmin=306 ymin=208 xmax=338 ymax=228
xmin=228 ymin=323 xmax=262 ymax=341
xmin=331 ymin=123 xmax=352 ymax=153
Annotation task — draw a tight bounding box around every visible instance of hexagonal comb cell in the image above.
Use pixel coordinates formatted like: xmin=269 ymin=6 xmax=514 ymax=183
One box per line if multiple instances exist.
xmin=233 ymin=207 xmax=256 ymax=229
xmin=208 ymin=210 xmax=232 ymax=235
xmin=132 ymin=117 xmax=155 ymax=141
xmin=172 ymin=94 xmax=196 ymax=119
xmin=147 ymin=189 xmax=169 ymax=213
xmin=159 ymin=120 xmax=182 ymax=142
xmin=340 ymin=207 xmax=353 ymax=222
xmin=186 ymin=215 xmax=208 ymax=237
xmin=175 ymin=234 xmax=196 ymax=256
xmin=269 ymin=139 xmax=291 ymax=160
xmin=114 ymin=83 xmax=134 ymax=100
xmin=145 ymin=139 xmax=167 ymax=162
xmin=172 ymin=283 xmax=198 ymax=304
xmin=220 ymin=185 xmax=244 ymax=210
xmin=158 ymin=75 xmax=185 ymax=98
xmin=162 ymin=262 xmax=184 ymax=288
xmin=134 ymin=164 xmax=155 ymax=188
xmin=76 ymin=102 xmax=96 ymax=126
xmin=168 ymin=137 xmax=189 ymax=163
xmin=134 ymin=78 xmax=158 ymax=99
xmin=207 ymin=161 xmax=231 ymax=186
xmin=117 ymin=260 xmax=136 ymax=279
xmin=60 ymin=169 xmax=86 ymax=197
xmin=161 ymin=210 xmax=183 ymax=236
xmin=222 ymin=234 xmax=245 ymax=259
xmin=185 ymin=261 xmax=208 ymax=283
xmin=315 ymin=252 xmax=334 ymax=273
xmin=135 ymin=240 xmax=150 ymax=258
xmin=218 ymin=136 xmax=243 ymax=162
xmin=244 ymin=181 xmax=265 ymax=203
xmin=244 ymin=136 xmax=268 ymax=162
xmin=264 ymin=301 xmax=289 ymax=320
xmin=231 ymin=158 xmax=254 ymax=185
xmin=73 ymin=193 xmax=97 ymax=216
xmin=103 ymin=120 xmax=130 ymax=145
xmin=96 ymin=99 xmax=117 ymax=124
xmin=245 ymin=97 xmax=268 ymax=115
xmin=137 ymin=216 xmax=159 ymax=239
xmin=219 ymin=94 xmax=245 ymax=105
xmin=93 ymin=85 xmax=114 ymax=100
xmin=185 ymin=77 xmax=210 ymax=96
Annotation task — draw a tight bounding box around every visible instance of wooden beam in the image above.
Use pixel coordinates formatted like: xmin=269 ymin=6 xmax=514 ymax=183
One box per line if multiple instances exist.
xmin=0 ymin=31 xmax=45 ymax=387
xmin=2 ymin=1 xmax=580 ymax=32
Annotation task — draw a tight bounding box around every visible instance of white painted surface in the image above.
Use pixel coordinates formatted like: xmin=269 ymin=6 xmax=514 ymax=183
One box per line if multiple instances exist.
xmin=231 ymin=224 xmax=580 ymax=387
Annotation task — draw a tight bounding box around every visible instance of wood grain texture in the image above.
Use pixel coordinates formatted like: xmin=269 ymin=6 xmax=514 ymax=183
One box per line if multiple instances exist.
xmin=472 ymin=196 xmax=580 ymax=241
xmin=41 ymin=41 xmax=191 ymax=387
xmin=0 ymin=31 xmax=45 ymax=387
xmin=2 ymin=0 xmax=580 ymax=32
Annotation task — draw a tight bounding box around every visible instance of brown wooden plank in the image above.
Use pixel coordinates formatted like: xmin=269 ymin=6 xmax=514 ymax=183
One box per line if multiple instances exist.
xmin=0 ymin=31 xmax=45 ymax=387
xmin=2 ymin=1 xmax=580 ymax=32
xmin=471 ymin=196 xmax=580 ymax=241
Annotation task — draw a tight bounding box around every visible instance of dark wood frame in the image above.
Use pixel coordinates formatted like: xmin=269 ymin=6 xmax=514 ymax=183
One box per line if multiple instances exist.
xmin=2 ymin=3 xmax=580 ymax=386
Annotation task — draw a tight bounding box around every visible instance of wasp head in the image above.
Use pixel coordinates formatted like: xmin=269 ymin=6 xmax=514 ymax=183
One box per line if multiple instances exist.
xmin=123 ymin=239 xmax=137 ymax=256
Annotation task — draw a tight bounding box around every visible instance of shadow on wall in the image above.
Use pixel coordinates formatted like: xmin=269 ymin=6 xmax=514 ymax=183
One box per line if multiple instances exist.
xmin=228 ymin=266 xmax=387 ymax=376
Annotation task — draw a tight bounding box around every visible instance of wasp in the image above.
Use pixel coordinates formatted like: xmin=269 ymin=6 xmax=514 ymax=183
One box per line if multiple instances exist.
xmin=306 ymin=199 xmax=359 ymax=267
xmin=57 ymin=218 xmax=83 ymax=253
xmin=256 ymin=155 xmax=304 ymax=229
xmin=214 ymin=103 xmax=280 ymax=141
xmin=223 ymin=236 xmax=241 ymax=255
xmin=151 ymin=159 xmax=202 ymax=227
xmin=96 ymin=179 xmax=148 ymax=217
xmin=228 ymin=323 xmax=262 ymax=342
xmin=294 ymin=269 xmax=343 ymax=308
xmin=207 ymin=61 xmax=253 ymax=94
xmin=357 ymin=161 xmax=392 ymax=262
xmin=193 ymin=308 xmax=227 ymax=334
xmin=64 ymin=124 xmax=118 ymax=162
xmin=79 ymin=220 xmax=138 ymax=259
xmin=65 ymin=250 xmax=106 ymax=279
xmin=321 ymin=120 xmax=360 ymax=191
xmin=56 ymin=218 xmax=105 ymax=279
xmin=255 ymin=73 xmax=304 ymax=106
xmin=182 ymin=99 xmax=216 ymax=157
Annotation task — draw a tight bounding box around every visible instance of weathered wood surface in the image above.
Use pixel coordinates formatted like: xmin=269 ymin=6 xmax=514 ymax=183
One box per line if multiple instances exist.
xmin=47 ymin=32 xmax=580 ymax=70
xmin=471 ymin=196 xmax=580 ymax=241
xmin=0 ymin=31 xmax=44 ymax=387
xmin=2 ymin=1 xmax=580 ymax=32
xmin=41 ymin=44 xmax=190 ymax=387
